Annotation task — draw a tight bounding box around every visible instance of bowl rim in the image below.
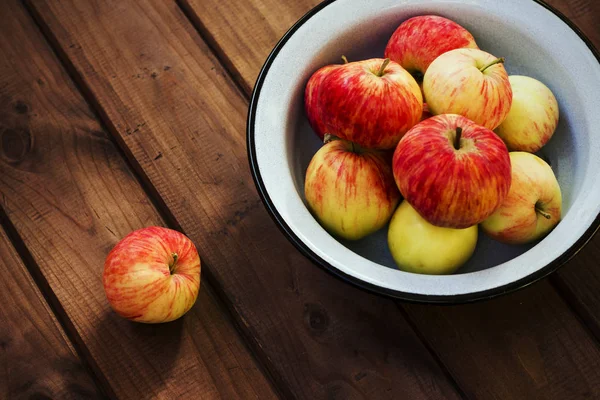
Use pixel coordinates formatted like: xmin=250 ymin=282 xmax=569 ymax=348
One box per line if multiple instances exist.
xmin=246 ymin=0 xmax=600 ymax=304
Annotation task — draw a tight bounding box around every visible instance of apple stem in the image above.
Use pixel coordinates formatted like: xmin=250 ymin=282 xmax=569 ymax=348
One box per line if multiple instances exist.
xmin=536 ymin=207 xmax=552 ymax=220
xmin=454 ymin=127 xmax=463 ymax=150
xmin=341 ymin=55 xmax=349 ymax=64
xmin=479 ymin=57 xmax=505 ymax=73
xmin=376 ymin=58 xmax=391 ymax=77
xmin=169 ymin=253 xmax=178 ymax=274
xmin=324 ymin=133 xmax=341 ymax=144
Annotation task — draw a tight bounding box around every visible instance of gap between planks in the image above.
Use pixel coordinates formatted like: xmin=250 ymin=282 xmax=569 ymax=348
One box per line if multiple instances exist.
xmin=20 ymin=1 xmax=286 ymax=398
xmin=0 ymin=202 xmax=113 ymax=400
xmin=175 ymin=0 xmax=600 ymax=392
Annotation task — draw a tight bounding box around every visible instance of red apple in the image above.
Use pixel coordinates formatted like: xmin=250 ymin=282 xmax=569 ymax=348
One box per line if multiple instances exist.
xmin=304 ymin=64 xmax=336 ymax=140
xmin=423 ymin=48 xmax=512 ymax=130
xmin=103 ymin=226 xmax=201 ymax=323
xmin=385 ymin=15 xmax=478 ymax=85
xmin=392 ymin=114 xmax=511 ymax=228
xmin=305 ymin=137 xmax=401 ymax=240
xmin=304 ymin=58 xmax=422 ymax=149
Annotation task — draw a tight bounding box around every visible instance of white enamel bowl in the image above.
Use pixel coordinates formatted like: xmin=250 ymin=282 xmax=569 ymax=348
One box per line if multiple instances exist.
xmin=247 ymin=0 xmax=600 ymax=302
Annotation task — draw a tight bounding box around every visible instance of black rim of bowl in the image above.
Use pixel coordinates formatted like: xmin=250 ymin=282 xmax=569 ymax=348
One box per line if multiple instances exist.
xmin=246 ymin=0 xmax=600 ymax=304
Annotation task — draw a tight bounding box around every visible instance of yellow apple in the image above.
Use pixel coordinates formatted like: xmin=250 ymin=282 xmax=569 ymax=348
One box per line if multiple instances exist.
xmin=495 ymin=75 xmax=559 ymax=152
xmin=481 ymin=152 xmax=562 ymax=244
xmin=387 ymin=201 xmax=478 ymax=275
xmin=304 ymin=138 xmax=400 ymax=240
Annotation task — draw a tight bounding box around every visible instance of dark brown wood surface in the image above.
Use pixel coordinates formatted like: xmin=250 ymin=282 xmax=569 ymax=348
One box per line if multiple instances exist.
xmin=1 ymin=0 xmax=600 ymax=398
xmin=26 ymin=0 xmax=468 ymax=399
xmin=171 ymin=0 xmax=600 ymax=398
xmin=0 ymin=226 xmax=103 ymax=399
xmin=0 ymin=1 xmax=276 ymax=399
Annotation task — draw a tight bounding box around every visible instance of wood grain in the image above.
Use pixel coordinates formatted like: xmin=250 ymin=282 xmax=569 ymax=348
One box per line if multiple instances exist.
xmin=0 ymin=1 xmax=277 ymax=399
xmin=541 ymin=0 xmax=600 ymax=343
xmin=27 ymin=0 xmax=464 ymax=398
xmin=179 ymin=0 xmax=600 ymax=397
xmin=179 ymin=0 xmax=600 ymax=97
xmin=0 ymin=226 xmax=103 ymax=399
xmin=404 ymin=280 xmax=600 ymax=400
xmin=179 ymin=0 xmax=321 ymax=94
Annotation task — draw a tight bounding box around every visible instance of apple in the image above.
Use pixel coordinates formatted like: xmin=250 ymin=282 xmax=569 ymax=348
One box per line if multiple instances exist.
xmin=385 ymin=15 xmax=478 ymax=86
xmin=481 ymin=152 xmax=562 ymax=244
xmin=388 ymin=201 xmax=478 ymax=275
xmin=392 ymin=114 xmax=511 ymax=229
xmin=423 ymin=48 xmax=512 ymax=130
xmin=304 ymin=57 xmax=422 ymax=149
xmin=103 ymin=226 xmax=201 ymax=323
xmin=304 ymin=64 xmax=336 ymax=140
xmin=494 ymin=75 xmax=559 ymax=152
xmin=305 ymin=137 xmax=401 ymax=240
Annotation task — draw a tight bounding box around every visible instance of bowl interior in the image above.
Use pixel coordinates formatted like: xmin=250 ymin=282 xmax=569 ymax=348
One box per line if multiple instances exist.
xmin=251 ymin=0 xmax=600 ymax=299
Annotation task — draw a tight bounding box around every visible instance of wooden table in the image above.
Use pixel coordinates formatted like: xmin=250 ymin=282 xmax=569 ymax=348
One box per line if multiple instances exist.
xmin=1 ymin=0 xmax=600 ymax=399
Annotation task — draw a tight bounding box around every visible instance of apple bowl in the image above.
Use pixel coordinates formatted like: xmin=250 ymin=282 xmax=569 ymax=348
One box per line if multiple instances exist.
xmin=247 ymin=0 xmax=600 ymax=302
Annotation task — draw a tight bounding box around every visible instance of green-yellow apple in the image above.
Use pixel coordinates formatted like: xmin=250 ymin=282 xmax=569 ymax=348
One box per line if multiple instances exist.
xmin=385 ymin=15 xmax=478 ymax=86
xmin=304 ymin=58 xmax=422 ymax=149
xmin=495 ymin=75 xmax=559 ymax=152
xmin=481 ymin=152 xmax=562 ymax=244
xmin=304 ymin=138 xmax=401 ymax=240
xmin=388 ymin=201 xmax=478 ymax=275
xmin=103 ymin=226 xmax=201 ymax=323
xmin=423 ymin=48 xmax=512 ymax=130
xmin=392 ymin=114 xmax=511 ymax=229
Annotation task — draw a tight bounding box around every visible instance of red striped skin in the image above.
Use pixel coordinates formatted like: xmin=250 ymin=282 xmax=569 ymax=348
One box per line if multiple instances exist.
xmin=304 ymin=139 xmax=401 ymax=240
xmin=392 ymin=114 xmax=511 ymax=229
xmin=304 ymin=58 xmax=422 ymax=149
xmin=103 ymin=226 xmax=201 ymax=323
xmin=384 ymin=15 xmax=478 ymax=76
xmin=422 ymin=48 xmax=513 ymax=130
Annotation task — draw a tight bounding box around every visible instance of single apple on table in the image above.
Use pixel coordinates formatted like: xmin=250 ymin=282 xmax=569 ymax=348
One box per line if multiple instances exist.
xmin=392 ymin=114 xmax=511 ymax=229
xmin=103 ymin=226 xmax=201 ymax=323
xmin=481 ymin=152 xmax=562 ymax=244
xmin=385 ymin=15 xmax=478 ymax=88
xmin=388 ymin=201 xmax=478 ymax=275
xmin=495 ymin=75 xmax=559 ymax=152
xmin=423 ymin=48 xmax=512 ymax=130
xmin=304 ymin=57 xmax=422 ymax=149
xmin=304 ymin=136 xmax=401 ymax=240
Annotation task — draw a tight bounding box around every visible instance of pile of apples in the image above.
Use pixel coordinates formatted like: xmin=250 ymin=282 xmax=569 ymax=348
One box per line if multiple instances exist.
xmin=303 ymin=15 xmax=562 ymax=275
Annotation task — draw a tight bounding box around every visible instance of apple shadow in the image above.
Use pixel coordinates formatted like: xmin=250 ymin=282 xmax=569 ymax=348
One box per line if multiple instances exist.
xmin=93 ymin=308 xmax=185 ymax=392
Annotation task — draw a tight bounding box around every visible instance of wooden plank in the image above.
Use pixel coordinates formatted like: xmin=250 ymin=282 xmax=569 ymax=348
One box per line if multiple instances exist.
xmin=542 ymin=0 xmax=600 ymax=342
xmin=404 ymin=280 xmax=600 ymax=399
xmin=0 ymin=226 xmax=103 ymax=399
xmin=179 ymin=0 xmax=600 ymax=97
xmin=179 ymin=0 xmax=321 ymax=94
xmin=179 ymin=0 xmax=600 ymax=397
xmin=0 ymin=1 xmax=277 ymax=399
xmin=27 ymin=0 xmax=464 ymax=398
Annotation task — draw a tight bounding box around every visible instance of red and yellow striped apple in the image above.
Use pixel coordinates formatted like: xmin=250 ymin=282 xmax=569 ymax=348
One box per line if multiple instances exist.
xmin=304 ymin=58 xmax=422 ymax=149
xmin=481 ymin=152 xmax=562 ymax=244
xmin=103 ymin=226 xmax=201 ymax=323
xmin=423 ymin=48 xmax=512 ymax=130
xmin=495 ymin=75 xmax=559 ymax=152
xmin=304 ymin=138 xmax=401 ymax=240
xmin=388 ymin=201 xmax=478 ymax=275
xmin=392 ymin=114 xmax=511 ymax=228
xmin=385 ymin=15 xmax=478 ymax=86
